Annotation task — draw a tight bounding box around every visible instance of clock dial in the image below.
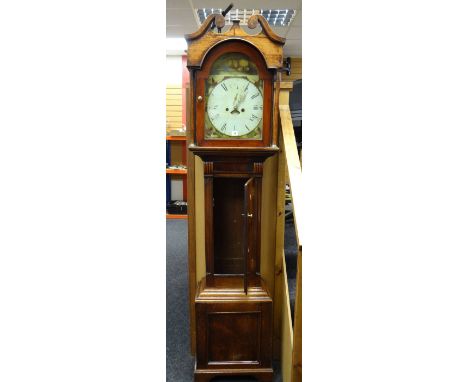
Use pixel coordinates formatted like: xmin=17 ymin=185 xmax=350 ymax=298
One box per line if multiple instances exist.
xmin=207 ymin=78 xmax=263 ymax=137
xmin=203 ymin=52 xmax=264 ymax=140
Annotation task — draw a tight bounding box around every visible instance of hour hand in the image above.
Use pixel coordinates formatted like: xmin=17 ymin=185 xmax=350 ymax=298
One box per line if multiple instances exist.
xmin=231 ymin=93 xmax=241 ymax=114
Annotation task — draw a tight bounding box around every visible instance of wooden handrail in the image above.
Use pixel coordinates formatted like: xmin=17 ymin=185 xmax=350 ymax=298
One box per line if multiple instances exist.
xmin=279 ymin=105 xmax=304 ymax=248
xmin=278 ymin=82 xmax=302 ymax=382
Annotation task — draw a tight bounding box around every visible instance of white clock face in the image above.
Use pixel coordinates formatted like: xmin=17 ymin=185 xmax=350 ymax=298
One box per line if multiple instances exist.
xmin=206 ymin=77 xmax=263 ymax=137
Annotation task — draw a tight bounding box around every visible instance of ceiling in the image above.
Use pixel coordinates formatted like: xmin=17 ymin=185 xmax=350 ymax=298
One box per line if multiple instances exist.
xmin=166 ymin=0 xmax=302 ymax=56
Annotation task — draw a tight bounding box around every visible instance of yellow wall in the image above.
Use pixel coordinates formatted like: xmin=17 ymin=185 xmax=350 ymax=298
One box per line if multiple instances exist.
xmin=166 ymin=55 xmax=183 ymax=130
xmin=166 ymin=86 xmax=183 ymax=129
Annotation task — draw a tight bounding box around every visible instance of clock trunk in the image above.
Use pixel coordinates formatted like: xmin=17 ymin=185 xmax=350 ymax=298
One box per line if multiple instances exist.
xmin=202 ymin=158 xmax=263 ymax=290
xmin=194 ymin=156 xmax=273 ymax=382
xmin=212 ymin=177 xmax=246 ymax=275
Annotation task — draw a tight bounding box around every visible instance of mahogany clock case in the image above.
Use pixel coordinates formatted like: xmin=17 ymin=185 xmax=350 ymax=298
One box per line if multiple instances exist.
xmin=186 ymin=16 xmax=285 ymax=382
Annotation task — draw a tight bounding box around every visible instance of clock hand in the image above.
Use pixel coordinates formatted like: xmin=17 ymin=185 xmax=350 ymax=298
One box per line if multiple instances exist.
xmin=235 ymin=91 xmax=247 ymax=109
xmin=239 ymin=92 xmax=247 ymax=105
xmin=232 ymin=93 xmax=239 ymax=110
xmin=231 ymin=92 xmax=241 ymax=114
xmin=230 ymin=92 xmax=247 ymax=114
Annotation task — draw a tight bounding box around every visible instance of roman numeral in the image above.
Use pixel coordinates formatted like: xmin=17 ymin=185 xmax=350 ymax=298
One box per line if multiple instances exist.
xmin=253 ymin=105 xmax=262 ymax=110
xmin=221 ymin=123 xmax=226 ymax=132
xmin=221 ymin=83 xmax=228 ymax=91
xmin=250 ymin=114 xmax=260 ymax=122
xmin=244 ymin=82 xmax=250 ymax=91
xmin=245 ymin=124 xmax=250 ymax=131
xmin=251 ymin=93 xmax=259 ymax=99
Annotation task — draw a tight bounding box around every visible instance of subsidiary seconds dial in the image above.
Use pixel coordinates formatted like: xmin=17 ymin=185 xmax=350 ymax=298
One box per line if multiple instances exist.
xmin=207 ymin=77 xmax=263 ymax=137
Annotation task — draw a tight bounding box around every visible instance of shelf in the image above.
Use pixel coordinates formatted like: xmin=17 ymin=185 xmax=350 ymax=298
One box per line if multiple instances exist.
xmin=166 ymin=135 xmax=187 ymax=209
xmin=166 ymin=135 xmax=187 ymax=141
xmin=166 ymin=168 xmax=187 ymax=175
xmin=166 ymin=213 xmax=188 ymax=219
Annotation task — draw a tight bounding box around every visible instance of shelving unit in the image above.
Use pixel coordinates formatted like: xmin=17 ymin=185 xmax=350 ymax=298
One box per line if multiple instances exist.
xmin=166 ymin=135 xmax=187 ymax=219
xmin=166 ymin=168 xmax=187 ymax=175
xmin=166 ymin=213 xmax=188 ymax=219
xmin=166 ymin=135 xmax=186 ymax=141
xmin=166 ymin=55 xmax=190 ymax=220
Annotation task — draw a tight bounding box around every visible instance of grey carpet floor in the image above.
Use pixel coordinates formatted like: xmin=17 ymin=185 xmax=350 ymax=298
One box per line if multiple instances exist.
xmin=166 ymin=219 xmax=293 ymax=382
xmin=166 ymin=219 xmax=194 ymax=381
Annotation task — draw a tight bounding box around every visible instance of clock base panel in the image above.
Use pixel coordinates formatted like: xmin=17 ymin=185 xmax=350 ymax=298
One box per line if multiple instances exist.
xmin=194 ymin=276 xmax=273 ymax=382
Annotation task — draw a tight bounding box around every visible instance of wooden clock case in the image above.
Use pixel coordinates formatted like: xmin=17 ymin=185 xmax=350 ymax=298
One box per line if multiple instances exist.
xmin=185 ymin=14 xmax=285 ymax=382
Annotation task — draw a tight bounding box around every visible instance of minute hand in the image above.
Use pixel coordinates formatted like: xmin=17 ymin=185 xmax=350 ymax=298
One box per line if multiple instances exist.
xmin=237 ymin=92 xmax=247 ymax=107
xmin=232 ymin=93 xmax=239 ymax=110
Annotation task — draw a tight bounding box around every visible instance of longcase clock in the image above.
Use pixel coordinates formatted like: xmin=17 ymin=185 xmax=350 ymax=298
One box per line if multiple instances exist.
xmin=185 ymin=13 xmax=285 ymax=382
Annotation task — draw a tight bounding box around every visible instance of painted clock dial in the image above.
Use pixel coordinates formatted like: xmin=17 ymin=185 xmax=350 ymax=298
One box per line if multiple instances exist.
xmin=207 ymin=77 xmax=263 ymax=137
xmin=204 ymin=52 xmax=264 ymax=140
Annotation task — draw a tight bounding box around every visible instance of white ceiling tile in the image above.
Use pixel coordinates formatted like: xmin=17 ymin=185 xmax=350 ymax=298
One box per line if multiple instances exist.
xmin=286 ymin=26 xmax=302 ymax=39
xmin=191 ymin=0 xmax=295 ymax=10
xmin=271 ymin=26 xmax=288 ymax=38
xmin=166 ymin=8 xmax=196 ymax=24
xmin=284 ymin=41 xmax=302 ymax=56
xmin=166 ymin=25 xmax=195 ymax=38
xmin=292 ymin=10 xmax=301 ymax=26
xmin=166 ymin=0 xmax=191 ymax=10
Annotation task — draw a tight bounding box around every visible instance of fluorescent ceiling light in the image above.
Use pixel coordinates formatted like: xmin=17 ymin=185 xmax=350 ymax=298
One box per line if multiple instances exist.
xmin=196 ymin=8 xmax=296 ymax=27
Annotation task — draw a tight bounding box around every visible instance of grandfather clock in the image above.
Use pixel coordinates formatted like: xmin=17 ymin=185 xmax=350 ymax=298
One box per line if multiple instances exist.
xmin=185 ymin=13 xmax=285 ymax=382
